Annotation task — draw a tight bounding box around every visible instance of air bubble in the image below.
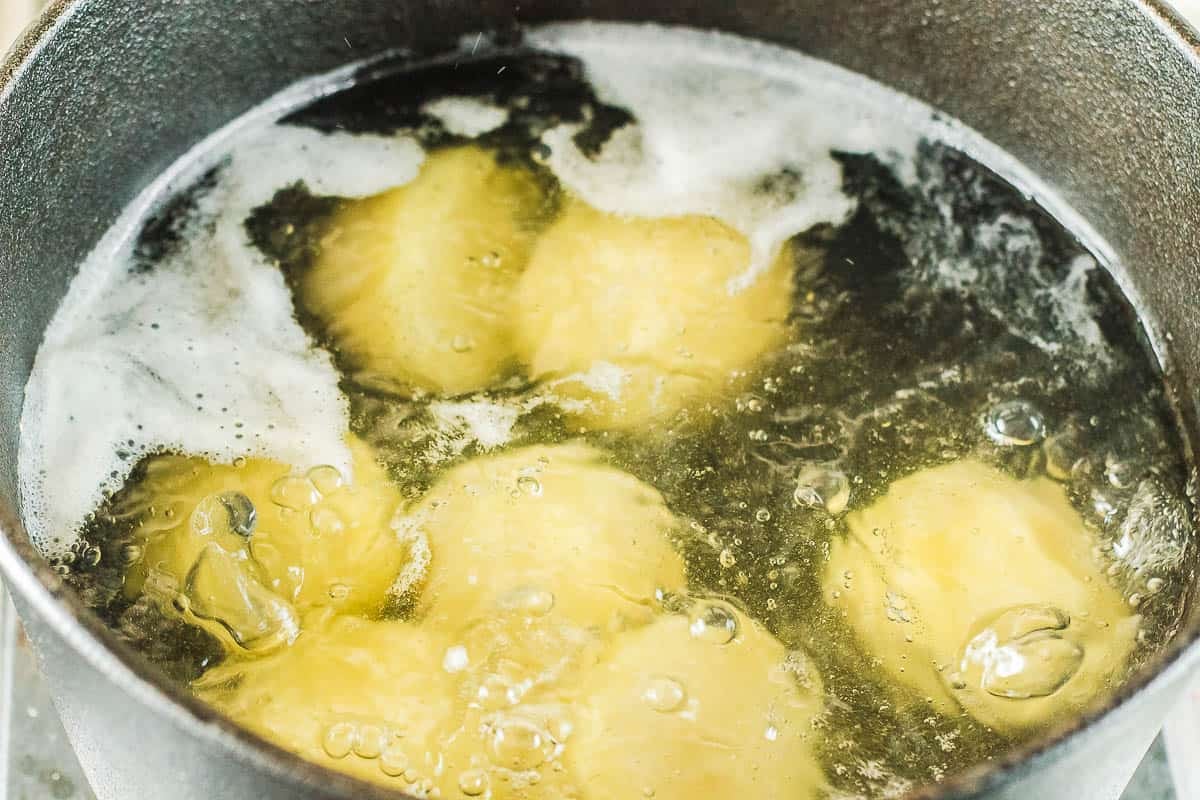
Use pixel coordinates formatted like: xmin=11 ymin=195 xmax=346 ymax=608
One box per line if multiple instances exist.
xmin=218 ymin=491 xmax=257 ymax=537
xmin=380 ymin=742 xmax=409 ymax=777
xmin=81 ymin=544 xmax=102 ymax=567
xmin=689 ymin=601 xmax=739 ymax=644
xmin=322 ymin=722 xmax=357 ymax=759
xmin=269 ymin=476 xmax=320 ymax=510
xmin=183 ymin=543 xmax=299 ymax=653
xmin=642 ymin=676 xmax=687 ymax=712
xmin=354 ymin=723 xmax=385 ymax=759
xmin=959 ymin=604 xmax=1083 ymax=699
xmin=793 ymin=465 xmax=850 ymax=515
xmin=307 ymin=465 xmax=344 ymax=495
xmin=488 ymin=718 xmax=553 ymax=770
xmin=737 ymin=395 xmax=764 ymax=413
xmin=755 ymin=508 xmax=772 ymax=522
xmin=481 ymin=251 xmax=502 ymax=268
xmin=984 ymin=400 xmax=1045 ymax=447
xmin=1104 ymin=456 xmax=1139 ymax=490
xmin=458 ymin=769 xmax=489 ymax=796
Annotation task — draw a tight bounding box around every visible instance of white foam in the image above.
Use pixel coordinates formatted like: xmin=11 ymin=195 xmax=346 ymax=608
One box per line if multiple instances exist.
xmin=429 ymin=400 xmax=522 ymax=452
xmin=19 ymin=123 xmax=424 ymax=557
xmin=423 ymin=96 xmax=510 ymax=138
xmin=232 ymin=126 xmax=424 ymax=205
xmin=527 ymin=23 xmax=928 ymax=292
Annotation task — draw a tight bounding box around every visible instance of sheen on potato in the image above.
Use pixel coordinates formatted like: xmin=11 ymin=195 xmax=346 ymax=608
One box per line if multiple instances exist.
xmin=568 ymin=610 xmax=825 ymax=800
xmin=408 ymin=443 xmax=687 ymax=633
xmin=822 ymin=459 xmax=1139 ymax=734
xmin=124 ymin=436 xmax=415 ymax=649
xmin=299 ymin=145 xmax=547 ymax=396
xmin=195 ymin=615 xmax=455 ymax=793
xmin=514 ymin=200 xmax=794 ymax=431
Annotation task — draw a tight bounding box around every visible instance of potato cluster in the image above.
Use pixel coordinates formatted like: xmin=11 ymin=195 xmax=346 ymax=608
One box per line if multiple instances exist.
xmin=118 ymin=142 xmax=1138 ymax=799
xmin=300 ymin=144 xmax=795 ymax=428
xmin=133 ymin=441 xmax=825 ymax=799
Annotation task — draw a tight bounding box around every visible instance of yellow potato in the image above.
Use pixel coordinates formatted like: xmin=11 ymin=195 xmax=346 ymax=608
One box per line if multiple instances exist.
xmin=514 ymin=201 xmax=794 ymax=430
xmin=195 ymin=614 xmax=456 ymax=794
xmin=300 ymin=145 xmax=548 ymax=396
xmin=125 ymin=436 xmax=415 ymax=638
xmin=568 ymin=610 xmax=825 ymax=800
xmin=823 ymin=460 xmax=1139 ymax=734
xmin=409 ymin=443 xmax=687 ymax=632
xmin=197 ymin=609 xmax=593 ymax=799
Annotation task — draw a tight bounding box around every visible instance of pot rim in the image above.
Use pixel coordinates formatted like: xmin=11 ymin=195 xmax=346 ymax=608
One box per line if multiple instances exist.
xmin=1 ymin=2 xmax=1199 ymax=799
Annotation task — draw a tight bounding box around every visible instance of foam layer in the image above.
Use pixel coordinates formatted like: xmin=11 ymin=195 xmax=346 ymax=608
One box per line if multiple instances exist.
xmin=527 ymin=23 xmax=926 ymax=291
xmin=422 ymin=96 xmax=510 ymax=138
xmin=19 ymin=126 xmax=425 ymax=557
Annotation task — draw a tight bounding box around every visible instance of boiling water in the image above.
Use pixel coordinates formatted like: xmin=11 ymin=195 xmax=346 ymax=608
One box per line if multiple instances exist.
xmin=17 ymin=21 xmax=1198 ymax=800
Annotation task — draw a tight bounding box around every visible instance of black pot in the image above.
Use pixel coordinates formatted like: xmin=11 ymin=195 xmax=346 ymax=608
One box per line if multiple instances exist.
xmin=2 ymin=2 xmax=1199 ymax=798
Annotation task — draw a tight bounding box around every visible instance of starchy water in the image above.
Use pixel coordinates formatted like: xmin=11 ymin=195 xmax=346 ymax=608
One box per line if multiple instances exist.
xmin=17 ymin=22 xmax=1197 ymax=800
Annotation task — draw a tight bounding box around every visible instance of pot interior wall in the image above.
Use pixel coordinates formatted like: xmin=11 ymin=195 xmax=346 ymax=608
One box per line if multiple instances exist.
xmin=1 ymin=0 xmax=1199 ymax=789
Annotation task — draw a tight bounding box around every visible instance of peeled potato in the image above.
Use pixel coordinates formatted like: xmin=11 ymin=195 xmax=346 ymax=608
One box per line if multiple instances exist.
xmin=568 ymin=610 xmax=825 ymax=800
xmin=823 ymin=460 xmax=1139 ymax=734
xmin=409 ymin=443 xmax=687 ymax=632
xmin=199 ymin=610 xmax=589 ymax=800
xmin=125 ymin=436 xmax=415 ymax=639
xmin=195 ymin=614 xmax=456 ymax=793
xmin=300 ymin=145 xmax=547 ymax=396
xmin=514 ymin=200 xmax=794 ymax=430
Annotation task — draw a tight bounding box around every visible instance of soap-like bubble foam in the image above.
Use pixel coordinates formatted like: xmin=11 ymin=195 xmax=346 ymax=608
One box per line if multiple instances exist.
xmin=422 ymin=96 xmax=510 ymax=138
xmin=528 ymin=23 xmax=926 ymax=293
xmin=19 ymin=124 xmax=425 ymax=558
